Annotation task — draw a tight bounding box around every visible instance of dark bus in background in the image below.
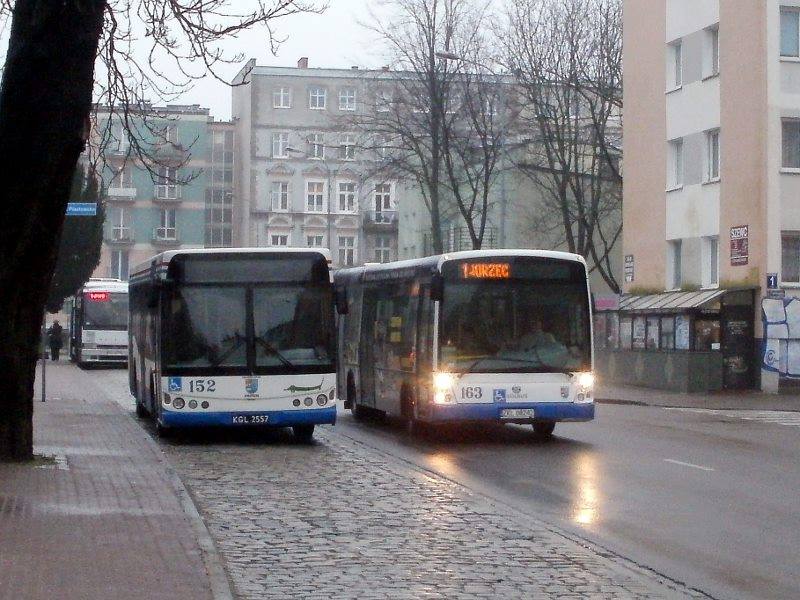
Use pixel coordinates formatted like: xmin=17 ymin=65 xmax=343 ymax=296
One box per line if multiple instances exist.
xmin=335 ymin=250 xmax=594 ymax=438
xmin=128 ymin=248 xmax=337 ymax=441
xmin=69 ymin=278 xmax=129 ymax=367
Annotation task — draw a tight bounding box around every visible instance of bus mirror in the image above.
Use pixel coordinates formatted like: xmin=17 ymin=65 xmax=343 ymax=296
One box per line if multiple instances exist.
xmin=335 ymin=288 xmax=349 ymax=315
xmin=430 ymin=274 xmax=444 ymax=301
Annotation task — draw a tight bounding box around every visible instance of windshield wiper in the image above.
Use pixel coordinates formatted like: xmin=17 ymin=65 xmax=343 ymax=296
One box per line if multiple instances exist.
xmin=253 ymin=336 xmax=296 ymax=370
xmin=208 ymin=332 xmax=246 ymax=367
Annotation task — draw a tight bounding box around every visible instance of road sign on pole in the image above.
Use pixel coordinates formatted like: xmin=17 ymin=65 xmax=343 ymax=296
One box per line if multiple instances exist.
xmin=65 ymin=202 xmax=97 ymax=216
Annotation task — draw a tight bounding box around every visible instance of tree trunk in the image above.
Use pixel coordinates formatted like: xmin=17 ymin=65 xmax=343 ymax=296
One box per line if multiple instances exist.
xmin=0 ymin=0 xmax=106 ymax=461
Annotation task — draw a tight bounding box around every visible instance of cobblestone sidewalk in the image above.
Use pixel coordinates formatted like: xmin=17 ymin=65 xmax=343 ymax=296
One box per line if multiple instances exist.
xmin=162 ymin=426 xmax=703 ymax=599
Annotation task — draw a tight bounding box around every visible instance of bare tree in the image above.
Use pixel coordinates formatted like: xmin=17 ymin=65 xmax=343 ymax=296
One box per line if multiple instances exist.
xmin=353 ymin=0 xmax=508 ymax=253
xmin=0 ymin=0 xmax=322 ymax=460
xmin=503 ymin=0 xmax=622 ymax=292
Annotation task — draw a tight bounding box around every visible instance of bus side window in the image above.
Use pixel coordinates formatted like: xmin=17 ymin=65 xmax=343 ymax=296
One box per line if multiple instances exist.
xmin=416 ymin=285 xmax=432 ymax=374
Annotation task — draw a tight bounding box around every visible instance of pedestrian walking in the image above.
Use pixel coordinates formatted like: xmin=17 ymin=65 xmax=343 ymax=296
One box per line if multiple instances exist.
xmin=47 ymin=320 xmax=64 ymax=361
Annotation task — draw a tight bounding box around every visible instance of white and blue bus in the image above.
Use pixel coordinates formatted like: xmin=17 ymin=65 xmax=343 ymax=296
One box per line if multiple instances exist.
xmin=69 ymin=278 xmax=129 ymax=367
xmin=335 ymin=250 xmax=594 ymax=437
xmin=128 ymin=248 xmax=337 ymax=441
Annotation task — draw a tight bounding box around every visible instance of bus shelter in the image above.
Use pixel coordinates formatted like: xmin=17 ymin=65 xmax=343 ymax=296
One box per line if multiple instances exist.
xmin=594 ymin=289 xmax=756 ymax=392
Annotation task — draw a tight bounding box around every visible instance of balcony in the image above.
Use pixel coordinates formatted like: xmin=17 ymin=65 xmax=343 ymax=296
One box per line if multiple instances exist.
xmin=363 ymin=210 xmax=398 ymax=231
xmin=106 ymin=227 xmax=134 ymax=245
xmin=152 ymin=227 xmax=180 ymax=246
xmin=107 ymin=187 xmax=136 ymax=202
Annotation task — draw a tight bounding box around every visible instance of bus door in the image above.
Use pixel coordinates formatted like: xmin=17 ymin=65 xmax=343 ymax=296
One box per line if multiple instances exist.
xmin=359 ymin=287 xmax=379 ymax=408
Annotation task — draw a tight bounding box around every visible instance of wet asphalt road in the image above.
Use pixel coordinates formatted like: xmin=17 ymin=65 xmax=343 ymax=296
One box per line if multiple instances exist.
xmin=332 ymin=403 xmax=800 ymax=600
xmin=98 ymin=369 xmax=799 ymax=600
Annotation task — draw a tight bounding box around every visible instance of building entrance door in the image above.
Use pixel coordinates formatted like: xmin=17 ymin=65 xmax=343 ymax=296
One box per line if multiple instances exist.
xmin=721 ymin=291 xmax=756 ymax=389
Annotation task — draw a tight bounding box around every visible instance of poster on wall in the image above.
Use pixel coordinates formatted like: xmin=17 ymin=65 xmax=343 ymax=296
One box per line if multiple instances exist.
xmin=675 ymin=315 xmax=691 ymax=350
xmin=730 ymin=225 xmax=749 ymax=266
xmin=632 ymin=316 xmax=646 ymax=349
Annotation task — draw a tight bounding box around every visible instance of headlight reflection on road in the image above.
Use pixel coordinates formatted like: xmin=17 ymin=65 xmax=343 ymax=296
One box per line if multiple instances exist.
xmin=571 ymin=452 xmax=600 ymax=526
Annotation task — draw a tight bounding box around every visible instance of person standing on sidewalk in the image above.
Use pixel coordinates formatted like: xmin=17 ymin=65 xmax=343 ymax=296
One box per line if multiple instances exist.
xmin=47 ymin=320 xmax=63 ymax=361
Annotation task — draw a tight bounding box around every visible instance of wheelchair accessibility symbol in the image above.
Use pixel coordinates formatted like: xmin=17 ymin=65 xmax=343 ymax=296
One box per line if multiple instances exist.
xmin=493 ymin=389 xmax=507 ymax=403
xmin=168 ymin=377 xmax=182 ymax=392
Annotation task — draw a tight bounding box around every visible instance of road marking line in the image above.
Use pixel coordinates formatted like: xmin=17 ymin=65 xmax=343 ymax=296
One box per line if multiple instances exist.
xmin=663 ymin=458 xmax=715 ymax=472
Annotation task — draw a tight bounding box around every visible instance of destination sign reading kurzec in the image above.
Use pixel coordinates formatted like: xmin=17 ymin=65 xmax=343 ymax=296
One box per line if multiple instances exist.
xmin=460 ymin=262 xmax=511 ymax=279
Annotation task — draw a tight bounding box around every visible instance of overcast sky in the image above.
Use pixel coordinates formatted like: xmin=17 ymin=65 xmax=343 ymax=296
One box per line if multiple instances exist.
xmin=184 ymin=0 xmax=388 ymax=120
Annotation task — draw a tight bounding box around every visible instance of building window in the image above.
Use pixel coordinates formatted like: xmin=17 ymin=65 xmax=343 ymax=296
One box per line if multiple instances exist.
xmin=112 ymin=165 xmax=133 ymax=188
xmin=306 ymin=181 xmax=325 ymax=212
xmin=338 ymin=182 xmax=356 ymax=212
xmin=646 ymin=316 xmax=660 ymax=350
xmin=668 ymin=138 xmax=683 ymax=188
xmin=271 ymin=234 xmax=289 ymax=246
xmin=110 ymin=250 xmax=129 ymax=280
xmin=339 ymin=88 xmax=356 ymax=111
xmin=703 ymin=236 xmax=719 ymax=288
xmin=668 ymin=240 xmax=682 ymax=289
xmin=110 ymin=122 xmax=129 ymax=154
xmin=660 ymin=316 xmax=675 ymax=350
xmin=706 ymin=129 xmax=720 ymax=181
xmin=782 ymin=232 xmax=800 ymax=283
xmin=782 ymin=119 xmax=800 ymax=169
xmin=338 ymin=236 xmax=356 ymax=266
xmin=375 ymin=134 xmax=389 ymax=160
xmin=309 ymin=87 xmax=327 ymax=110
xmin=375 ymin=236 xmax=391 ymax=263
xmin=669 ymin=40 xmax=682 ymax=88
xmin=309 ymin=133 xmax=324 ymax=159
xmin=273 ymin=87 xmax=292 ymax=108
xmin=374 ymin=183 xmax=392 ymax=211
xmin=271 ymin=181 xmax=289 ymax=211
xmin=272 ymin=132 xmax=289 ymax=158
xmin=156 ymin=166 xmax=179 ymax=199
xmin=157 ymin=208 xmax=177 ymax=240
xmin=109 ymin=207 xmax=131 ymax=240
xmin=694 ymin=320 xmax=721 ymax=351
xmin=340 ymin=134 xmax=355 ymax=160
xmin=707 ymin=25 xmax=719 ymax=76
xmin=376 ymin=88 xmax=393 ymax=112
xmin=781 ymin=7 xmax=800 ymax=58
xmin=307 ymin=235 xmax=324 ymax=248
xmin=619 ymin=316 xmax=632 ymax=349
xmin=164 ymin=124 xmax=178 ymax=144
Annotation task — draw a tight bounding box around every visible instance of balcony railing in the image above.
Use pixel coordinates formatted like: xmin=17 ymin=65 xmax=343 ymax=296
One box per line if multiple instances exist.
xmin=363 ymin=210 xmax=398 ymax=229
xmin=107 ymin=187 xmax=136 ymax=201
xmin=107 ymin=227 xmax=134 ymax=244
xmin=152 ymin=227 xmax=179 ymax=245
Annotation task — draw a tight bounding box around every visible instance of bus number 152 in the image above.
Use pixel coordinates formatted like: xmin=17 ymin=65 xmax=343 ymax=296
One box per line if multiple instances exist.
xmin=189 ymin=379 xmax=216 ymax=393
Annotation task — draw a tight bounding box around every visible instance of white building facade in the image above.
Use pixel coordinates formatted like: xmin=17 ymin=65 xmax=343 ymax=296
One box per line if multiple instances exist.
xmin=232 ymin=59 xmax=403 ymax=267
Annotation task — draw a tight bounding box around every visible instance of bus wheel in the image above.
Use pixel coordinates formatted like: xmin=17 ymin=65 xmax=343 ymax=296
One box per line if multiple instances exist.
xmin=135 ymin=401 xmax=149 ymax=419
xmin=292 ymin=424 xmax=315 ymax=443
xmin=155 ymin=420 xmax=172 ymax=439
xmin=532 ymin=421 xmax=556 ymax=439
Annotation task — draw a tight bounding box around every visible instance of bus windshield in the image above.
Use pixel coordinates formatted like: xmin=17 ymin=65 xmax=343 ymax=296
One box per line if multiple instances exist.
xmin=162 ymin=284 xmax=335 ymax=372
xmin=439 ymin=269 xmax=590 ymax=374
xmin=83 ymin=292 xmax=128 ymax=330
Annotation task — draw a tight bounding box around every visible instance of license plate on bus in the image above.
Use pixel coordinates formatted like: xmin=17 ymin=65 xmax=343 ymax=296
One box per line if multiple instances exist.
xmin=232 ymin=415 xmax=269 ymax=425
xmin=500 ymin=408 xmax=535 ymax=419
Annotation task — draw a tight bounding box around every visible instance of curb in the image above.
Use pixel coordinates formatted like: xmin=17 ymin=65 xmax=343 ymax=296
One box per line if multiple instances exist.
xmin=596 ymin=398 xmax=648 ymax=406
xmin=596 ymin=398 xmax=800 ymax=412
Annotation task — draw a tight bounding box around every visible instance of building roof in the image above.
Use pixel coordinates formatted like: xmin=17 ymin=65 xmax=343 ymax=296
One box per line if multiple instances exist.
xmin=616 ymin=289 xmax=726 ymax=313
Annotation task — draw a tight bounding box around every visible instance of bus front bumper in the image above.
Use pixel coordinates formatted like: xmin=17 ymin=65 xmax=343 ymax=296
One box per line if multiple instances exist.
xmin=422 ymin=401 xmax=594 ymax=423
xmin=160 ymin=406 xmax=337 ymax=428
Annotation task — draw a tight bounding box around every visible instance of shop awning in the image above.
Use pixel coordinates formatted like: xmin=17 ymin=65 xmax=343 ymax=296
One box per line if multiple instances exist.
xmin=616 ymin=289 xmax=726 ymax=314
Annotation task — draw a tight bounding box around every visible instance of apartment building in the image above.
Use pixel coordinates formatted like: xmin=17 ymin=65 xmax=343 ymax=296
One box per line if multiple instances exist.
xmin=93 ymin=104 xmax=234 ymax=280
xmin=231 ymin=58 xmax=402 ymax=267
xmin=607 ymin=1 xmax=800 ymax=392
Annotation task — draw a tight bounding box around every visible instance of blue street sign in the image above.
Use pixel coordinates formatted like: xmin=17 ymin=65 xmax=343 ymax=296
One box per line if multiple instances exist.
xmin=767 ymin=273 xmax=779 ymax=290
xmin=65 ymin=202 xmax=97 ymax=216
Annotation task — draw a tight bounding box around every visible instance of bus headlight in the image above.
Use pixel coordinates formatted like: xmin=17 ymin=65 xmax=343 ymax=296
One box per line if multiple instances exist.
xmin=316 ymin=394 xmax=328 ymax=406
xmin=172 ymin=397 xmax=185 ymax=409
xmin=577 ymin=372 xmax=595 ymax=389
xmin=433 ymin=372 xmax=455 ymax=391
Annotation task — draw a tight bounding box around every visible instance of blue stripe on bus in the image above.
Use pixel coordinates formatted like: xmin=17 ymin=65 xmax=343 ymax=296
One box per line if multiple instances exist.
xmin=160 ymin=406 xmax=337 ymax=428
xmin=423 ymin=402 xmax=594 ymax=423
